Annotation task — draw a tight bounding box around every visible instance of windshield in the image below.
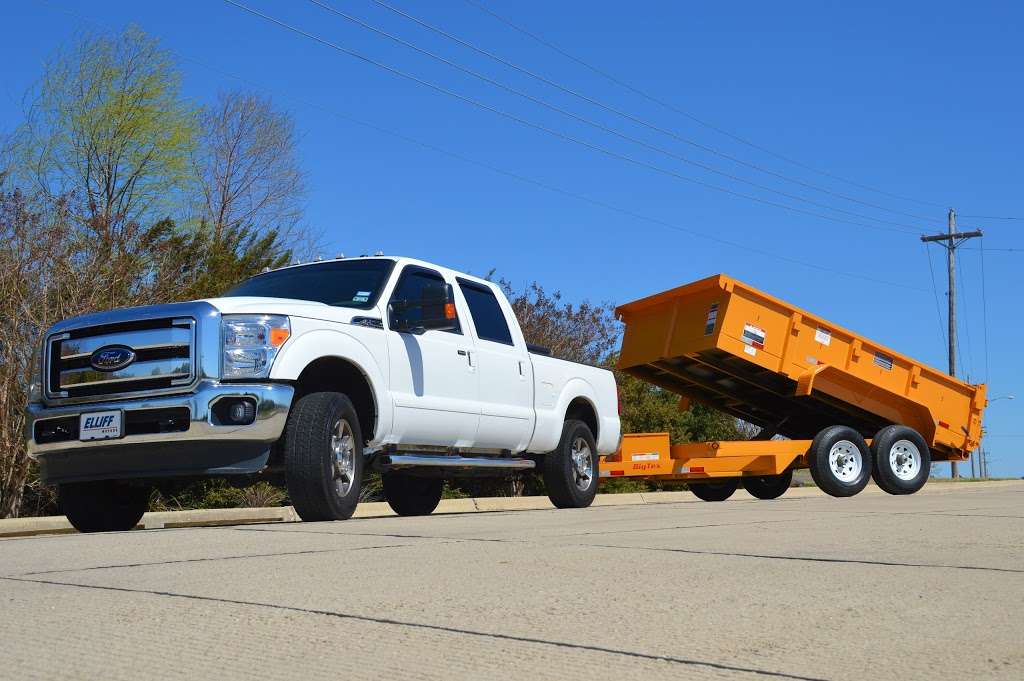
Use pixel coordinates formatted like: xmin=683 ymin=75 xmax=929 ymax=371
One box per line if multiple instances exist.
xmin=224 ymin=259 xmax=396 ymax=309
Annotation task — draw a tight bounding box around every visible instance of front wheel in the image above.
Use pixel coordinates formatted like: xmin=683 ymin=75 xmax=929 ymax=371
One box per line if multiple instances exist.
xmin=543 ymin=420 xmax=599 ymax=509
xmin=284 ymin=391 xmax=364 ymax=522
xmin=807 ymin=425 xmax=872 ymax=497
xmin=383 ymin=473 xmax=443 ymax=516
xmin=59 ymin=480 xmax=150 ymax=533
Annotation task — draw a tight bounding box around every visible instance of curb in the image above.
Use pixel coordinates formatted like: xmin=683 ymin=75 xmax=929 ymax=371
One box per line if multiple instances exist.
xmin=2 ymin=479 xmax=1021 ymax=539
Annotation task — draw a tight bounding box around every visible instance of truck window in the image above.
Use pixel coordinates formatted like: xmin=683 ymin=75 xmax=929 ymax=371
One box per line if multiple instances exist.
xmin=457 ymin=279 xmax=513 ymax=345
xmin=389 ymin=267 xmax=461 ymax=334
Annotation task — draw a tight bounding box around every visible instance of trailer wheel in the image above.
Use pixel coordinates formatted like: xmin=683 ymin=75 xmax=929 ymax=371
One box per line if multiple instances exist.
xmin=284 ymin=391 xmax=364 ymax=522
xmin=383 ymin=473 xmax=443 ymax=516
xmin=742 ymin=469 xmax=793 ymax=500
xmin=689 ymin=478 xmax=738 ymax=502
xmin=544 ymin=419 xmax=599 ymax=509
xmin=870 ymin=425 xmax=930 ymax=495
xmin=807 ymin=425 xmax=872 ymax=497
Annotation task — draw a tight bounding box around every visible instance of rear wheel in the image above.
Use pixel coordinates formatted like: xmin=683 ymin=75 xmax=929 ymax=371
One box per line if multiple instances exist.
xmin=383 ymin=473 xmax=443 ymax=516
xmin=284 ymin=391 xmax=364 ymax=522
xmin=870 ymin=425 xmax=930 ymax=495
xmin=543 ymin=420 xmax=599 ymax=509
xmin=807 ymin=425 xmax=872 ymax=497
xmin=689 ymin=478 xmax=738 ymax=502
xmin=742 ymin=469 xmax=793 ymax=500
xmin=59 ymin=480 xmax=150 ymax=533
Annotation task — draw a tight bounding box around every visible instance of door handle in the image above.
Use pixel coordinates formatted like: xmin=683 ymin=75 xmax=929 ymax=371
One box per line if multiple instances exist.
xmin=457 ymin=349 xmax=473 ymax=367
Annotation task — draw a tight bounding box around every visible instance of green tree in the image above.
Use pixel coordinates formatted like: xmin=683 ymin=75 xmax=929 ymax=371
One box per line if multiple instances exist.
xmin=16 ymin=26 xmax=197 ymax=237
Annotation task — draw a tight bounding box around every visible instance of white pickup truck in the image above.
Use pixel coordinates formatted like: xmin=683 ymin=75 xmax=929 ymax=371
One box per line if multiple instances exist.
xmin=26 ymin=256 xmax=621 ymax=532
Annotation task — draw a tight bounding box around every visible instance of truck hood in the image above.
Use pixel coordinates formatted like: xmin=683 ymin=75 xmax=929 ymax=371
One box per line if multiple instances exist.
xmin=202 ymin=297 xmax=374 ymax=325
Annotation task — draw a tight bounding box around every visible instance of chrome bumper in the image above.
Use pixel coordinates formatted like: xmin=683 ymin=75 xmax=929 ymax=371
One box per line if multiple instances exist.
xmin=26 ymin=381 xmax=294 ymax=458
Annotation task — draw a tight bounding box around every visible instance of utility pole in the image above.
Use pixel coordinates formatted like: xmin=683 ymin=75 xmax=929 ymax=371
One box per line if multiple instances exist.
xmin=921 ymin=208 xmax=982 ymax=479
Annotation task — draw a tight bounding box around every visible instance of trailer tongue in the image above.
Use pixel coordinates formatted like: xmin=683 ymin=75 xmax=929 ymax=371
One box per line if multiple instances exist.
xmin=600 ymin=274 xmax=987 ymax=500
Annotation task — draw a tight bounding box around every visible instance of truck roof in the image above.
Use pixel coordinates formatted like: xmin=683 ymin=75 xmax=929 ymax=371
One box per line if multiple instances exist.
xmin=260 ymin=255 xmax=496 ymax=289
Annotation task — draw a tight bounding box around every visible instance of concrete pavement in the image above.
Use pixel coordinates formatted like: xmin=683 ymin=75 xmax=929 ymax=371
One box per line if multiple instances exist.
xmin=2 ymin=481 xmax=1022 ymax=680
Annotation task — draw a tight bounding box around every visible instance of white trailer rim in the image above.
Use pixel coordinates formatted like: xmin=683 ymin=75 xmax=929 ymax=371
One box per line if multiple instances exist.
xmin=828 ymin=440 xmax=862 ymax=482
xmin=888 ymin=439 xmax=922 ymax=481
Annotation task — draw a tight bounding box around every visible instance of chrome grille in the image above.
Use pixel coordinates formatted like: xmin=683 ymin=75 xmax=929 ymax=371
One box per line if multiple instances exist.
xmin=47 ymin=317 xmax=196 ymax=400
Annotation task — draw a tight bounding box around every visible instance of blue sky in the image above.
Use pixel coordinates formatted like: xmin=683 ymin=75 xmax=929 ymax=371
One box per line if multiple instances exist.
xmin=2 ymin=1 xmax=1021 ymax=475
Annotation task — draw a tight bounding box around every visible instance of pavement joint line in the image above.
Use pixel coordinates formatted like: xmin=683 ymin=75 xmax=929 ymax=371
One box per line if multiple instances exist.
xmin=583 ymin=543 xmax=1024 ymax=574
xmin=11 ymin=541 xmax=459 ymax=578
xmin=231 ymin=526 xmax=1024 ymax=575
xmin=0 ymin=575 xmax=828 ymax=681
xmin=549 ymin=518 xmax=799 ymax=537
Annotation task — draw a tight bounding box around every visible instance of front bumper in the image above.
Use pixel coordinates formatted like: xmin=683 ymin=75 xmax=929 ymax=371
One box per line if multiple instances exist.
xmin=26 ymin=381 xmax=294 ymax=485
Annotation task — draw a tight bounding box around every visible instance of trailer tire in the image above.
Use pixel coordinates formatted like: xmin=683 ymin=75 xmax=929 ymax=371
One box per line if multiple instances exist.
xmin=383 ymin=473 xmax=443 ymax=516
xmin=59 ymin=480 xmax=150 ymax=533
xmin=689 ymin=478 xmax=738 ymax=502
xmin=284 ymin=391 xmax=364 ymax=522
xmin=870 ymin=425 xmax=930 ymax=495
xmin=807 ymin=425 xmax=872 ymax=497
xmin=742 ymin=469 xmax=793 ymax=500
xmin=544 ymin=420 xmax=599 ymax=509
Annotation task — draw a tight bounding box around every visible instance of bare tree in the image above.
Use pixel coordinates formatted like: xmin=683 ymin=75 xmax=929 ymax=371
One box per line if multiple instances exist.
xmin=194 ymin=91 xmax=305 ymax=243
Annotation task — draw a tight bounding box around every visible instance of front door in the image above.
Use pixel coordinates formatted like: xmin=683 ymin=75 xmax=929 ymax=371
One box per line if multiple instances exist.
xmin=386 ymin=266 xmax=479 ymax=447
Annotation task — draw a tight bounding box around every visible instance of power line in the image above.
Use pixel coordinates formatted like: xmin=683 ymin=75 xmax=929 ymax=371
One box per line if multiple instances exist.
xmin=33 ymin=0 xmax=930 ymax=293
xmin=979 ymin=238 xmax=991 ymax=383
xmin=305 ymin=0 xmax=919 ymax=235
xmin=462 ymin=0 xmax=947 ymax=210
xmin=923 ymin=243 xmax=947 ymax=350
xmin=960 ymin=214 xmax=1024 ymax=220
xmin=357 ymin=0 xmax=934 ymax=224
xmin=956 ymin=253 xmax=973 ymax=382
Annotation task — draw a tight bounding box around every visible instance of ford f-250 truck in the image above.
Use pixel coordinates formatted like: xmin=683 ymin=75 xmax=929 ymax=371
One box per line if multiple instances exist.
xmin=26 ymin=256 xmax=621 ymax=532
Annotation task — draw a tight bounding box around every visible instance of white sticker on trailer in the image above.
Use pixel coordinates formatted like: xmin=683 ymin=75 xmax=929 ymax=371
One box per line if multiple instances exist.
xmin=815 ymin=326 xmax=832 ymax=346
xmin=744 ymin=345 xmax=757 ymax=356
xmin=630 ymin=453 xmax=661 ymax=462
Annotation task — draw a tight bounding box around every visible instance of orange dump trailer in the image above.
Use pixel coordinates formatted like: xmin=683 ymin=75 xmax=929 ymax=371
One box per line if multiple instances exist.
xmin=600 ymin=274 xmax=987 ymax=500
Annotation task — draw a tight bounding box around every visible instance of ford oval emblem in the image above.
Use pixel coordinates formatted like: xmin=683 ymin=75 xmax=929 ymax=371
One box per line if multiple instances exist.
xmin=90 ymin=345 xmax=136 ymax=372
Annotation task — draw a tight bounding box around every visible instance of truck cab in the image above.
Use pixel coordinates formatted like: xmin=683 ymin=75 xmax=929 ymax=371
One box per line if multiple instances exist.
xmin=26 ymin=256 xmax=621 ymax=531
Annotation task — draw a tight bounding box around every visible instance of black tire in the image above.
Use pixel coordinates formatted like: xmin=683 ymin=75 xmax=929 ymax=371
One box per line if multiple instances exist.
xmin=543 ymin=419 xmax=599 ymax=509
xmin=284 ymin=391 xmax=364 ymax=522
xmin=59 ymin=480 xmax=150 ymax=533
xmin=807 ymin=425 xmax=872 ymax=497
xmin=383 ymin=473 xmax=443 ymax=516
xmin=742 ymin=469 xmax=793 ymax=500
xmin=689 ymin=478 xmax=739 ymax=502
xmin=870 ymin=425 xmax=931 ymax=495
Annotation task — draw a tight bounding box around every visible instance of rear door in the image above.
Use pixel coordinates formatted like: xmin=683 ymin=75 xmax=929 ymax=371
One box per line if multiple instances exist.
xmin=386 ymin=266 xmax=479 ymax=447
xmin=456 ymin=278 xmax=534 ymax=451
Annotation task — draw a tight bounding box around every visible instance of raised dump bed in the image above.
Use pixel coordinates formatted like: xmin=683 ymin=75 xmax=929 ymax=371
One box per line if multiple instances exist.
xmin=601 ymin=274 xmax=987 ymax=501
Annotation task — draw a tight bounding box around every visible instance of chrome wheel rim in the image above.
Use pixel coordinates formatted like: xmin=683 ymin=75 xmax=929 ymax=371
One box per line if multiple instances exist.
xmin=828 ymin=440 xmax=862 ymax=483
xmin=888 ymin=439 xmax=921 ymax=481
xmin=570 ymin=437 xmax=594 ymax=491
xmin=330 ymin=418 xmax=356 ymax=497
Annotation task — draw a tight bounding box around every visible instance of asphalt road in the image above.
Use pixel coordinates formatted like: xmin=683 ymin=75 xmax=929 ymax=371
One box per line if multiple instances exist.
xmin=2 ymin=481 xmax=1022 ymax=681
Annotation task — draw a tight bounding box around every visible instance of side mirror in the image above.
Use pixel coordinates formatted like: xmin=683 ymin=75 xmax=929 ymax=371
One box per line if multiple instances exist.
xmin=390 ymin=283 xmax=459 ymax=334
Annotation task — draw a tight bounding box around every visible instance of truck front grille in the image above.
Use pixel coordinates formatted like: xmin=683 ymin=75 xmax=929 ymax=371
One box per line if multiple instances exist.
xmin=47 ymin=317 xmax=196 ymax=400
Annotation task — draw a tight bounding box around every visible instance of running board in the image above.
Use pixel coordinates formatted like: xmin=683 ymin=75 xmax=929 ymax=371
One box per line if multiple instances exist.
xmin=380 ymin=454 xmax=536 ymax=470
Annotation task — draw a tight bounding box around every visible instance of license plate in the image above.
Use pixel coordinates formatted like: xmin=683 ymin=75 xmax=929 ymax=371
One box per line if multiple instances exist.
xmin=79 ymin=410 xmax=122 ymax=441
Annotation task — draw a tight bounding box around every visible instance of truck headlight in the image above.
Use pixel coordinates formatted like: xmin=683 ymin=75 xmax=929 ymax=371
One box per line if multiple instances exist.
xmin=221 ymin=315 xmax=290 ymax=379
